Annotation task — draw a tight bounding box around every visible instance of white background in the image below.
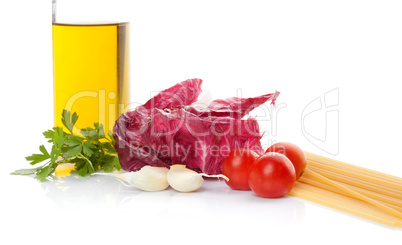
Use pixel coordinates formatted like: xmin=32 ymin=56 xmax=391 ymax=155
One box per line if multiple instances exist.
xmin=0 ymin=0 xmax=401 ymax=244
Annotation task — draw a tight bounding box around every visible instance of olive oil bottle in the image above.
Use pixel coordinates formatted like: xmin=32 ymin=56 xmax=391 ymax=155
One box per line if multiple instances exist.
xmin=52 ymin=22 xmax=130 ymax=135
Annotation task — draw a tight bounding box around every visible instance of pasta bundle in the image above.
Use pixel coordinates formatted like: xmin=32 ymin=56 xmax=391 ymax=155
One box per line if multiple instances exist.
xmin=289 ymin=152 xmax=402 ymax=227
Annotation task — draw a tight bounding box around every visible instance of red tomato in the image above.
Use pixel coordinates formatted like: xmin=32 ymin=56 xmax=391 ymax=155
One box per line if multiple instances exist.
xmin=266 ymin=142 xmax=306 ymax=180
xmin=248 ymin=152 xmax=296 ymax=198
xmin=222 ymin=148 xmax=259 ymax=190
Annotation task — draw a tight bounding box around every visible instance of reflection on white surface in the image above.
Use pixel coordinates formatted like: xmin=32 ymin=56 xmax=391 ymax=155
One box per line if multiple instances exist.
xmin=40 ymin=174 xmax=133 ymax=208
xmin=3 ymin=171 xmax=401 ymax=245
xmin=39 ymin=173 xmax=306 ymax=226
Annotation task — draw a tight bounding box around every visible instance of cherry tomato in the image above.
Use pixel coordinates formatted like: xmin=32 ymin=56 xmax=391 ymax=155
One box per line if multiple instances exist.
xmin=222 ymin=148 xmax=259 ymax=190
xmin=248 ymin=152 xmax=296 ymax=198
xmin=266 ymin=142 xmax=306 ymax=180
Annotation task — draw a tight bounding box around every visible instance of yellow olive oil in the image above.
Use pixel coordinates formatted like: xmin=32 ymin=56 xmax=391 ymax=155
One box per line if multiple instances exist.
xmin=52 ymin=22 xmax=130 ymax=135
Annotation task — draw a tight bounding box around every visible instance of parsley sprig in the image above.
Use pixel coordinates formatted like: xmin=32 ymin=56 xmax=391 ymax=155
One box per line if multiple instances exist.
xmin=11 ymin=110 xmax=121 ymax=181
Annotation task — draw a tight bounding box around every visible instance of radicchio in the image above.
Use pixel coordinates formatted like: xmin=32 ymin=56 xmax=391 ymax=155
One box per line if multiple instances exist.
xmin=113 ymin=78 xmax=279 ymax=175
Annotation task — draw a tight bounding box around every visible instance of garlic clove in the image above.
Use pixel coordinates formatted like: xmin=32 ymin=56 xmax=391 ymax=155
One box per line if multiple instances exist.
xmin=167 ymin=165 xmax=229 ymax=193
xmin=92 ymin=166 xmax=169 ymax=192
xmin=128 ymin=166 xmax=169 ymax=192
xmin=167 ymin=165 xmax=205 ymax=193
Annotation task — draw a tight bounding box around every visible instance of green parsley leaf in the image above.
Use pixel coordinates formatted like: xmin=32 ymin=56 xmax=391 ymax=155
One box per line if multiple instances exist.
xmin=92 ymin=123 xmax=106 ymax=139
xmin=101 ymin=141 xmax=115 ymax=153
xmin=81 ymin=127 xmax=97 ymax=138
xmin=12 ymin=110 xmax=121 ymax=181
xmin=82 ymin=141 xmax=96 ymax=156
xmin=73 ymin=154 xmax=95 ymax=177
xmin=35 ymin=164 xmax=56 ymax=182
xmin=39 ymin=145 xmax=50 ymax=157
xmin=64 ymin=144 xmax=83 ymax=158
xmin=64 ymin=136 xmax=83 ymax=147
xmin=102 ymin=155 xmax=120 ymax=172
xmin=61 ymin=110 xmax=79 ymax=134
xmin=53 ymin=127 xmax=65 ymax=149
xmin=26 ymin=145 xmax=51 ymax=165
xmin=108 ymin=130 xmax=114 ymax=142
xmin=77 ymin=164 xmax=91 ymax=177
xmin=42 ymin=129 xmax=55 ymax=143
xmin=50 ymin=144 xmax=61 ymax=163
